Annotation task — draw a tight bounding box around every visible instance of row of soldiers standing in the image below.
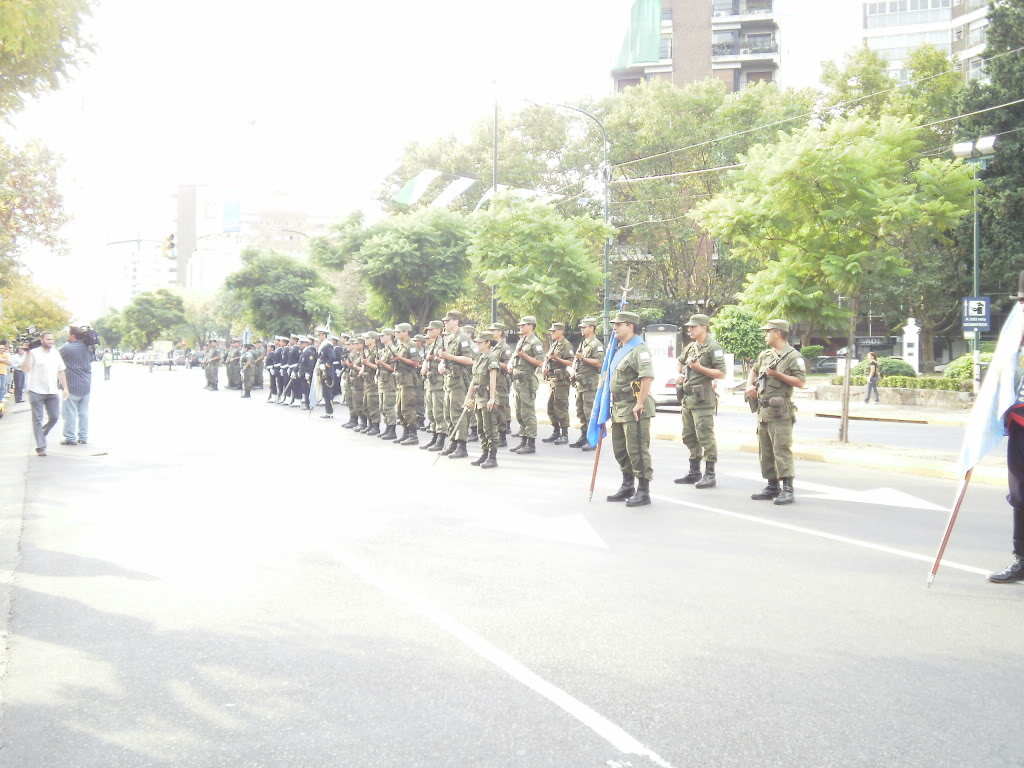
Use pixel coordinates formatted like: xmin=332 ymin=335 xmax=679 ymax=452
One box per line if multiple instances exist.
xmin=201 ymin=338 xmax=263 ymax=396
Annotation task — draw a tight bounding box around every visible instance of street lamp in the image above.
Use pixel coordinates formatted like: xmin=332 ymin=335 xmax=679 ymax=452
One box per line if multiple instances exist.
xmin=952 ymin=135 xmax=998 ymax=385
xmin=538 ymin=102 xmax=613 ymax=338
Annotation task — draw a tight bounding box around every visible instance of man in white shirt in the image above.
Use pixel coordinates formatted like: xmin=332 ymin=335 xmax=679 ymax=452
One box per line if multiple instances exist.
xmin=20 ymin=332 xmax=69 ymax=456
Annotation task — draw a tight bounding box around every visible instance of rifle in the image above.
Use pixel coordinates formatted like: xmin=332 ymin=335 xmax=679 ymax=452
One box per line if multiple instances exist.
xmin=569 ymin=337 xmax=586 ymax=383
xmin=746 ymin=348 xmax=796 ymax=413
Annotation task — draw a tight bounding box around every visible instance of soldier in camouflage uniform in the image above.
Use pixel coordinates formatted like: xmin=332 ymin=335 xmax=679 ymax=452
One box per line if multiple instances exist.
xmin=605 ymin=311 xmax=656 ymax=508
xmin=376 ymin=329 xmax=399 ymax=440
xmin=240 ymin=343 xmax=255 ymax=398
xmin=510 ymin=316 xmax=545 ymax=455
xmin=746 ymin=319 xmax=806 ymax=505
xmin=253 ymin=341 xmax=265 ymax=390
xmin=674 ymin=314 xmax=727 ymax=489
xmin=344 ymin=336 xmax=367 ymax=430
xmin=225 ymin=339 xmax=242 ymax=389
xmin=393 ymin=323 xmax=422 ymax=445
xmin=487 ymin=322 xmax=512 ymax=448
xmin=465 ymin=330 xmax=500 ymax=469
xmin=361 ymin=331 xmax=381 ymax=435
xmin=204 ymin=340 xmax=221 ymax=390
xmin=438 ymin=310 xmax=474 ymax=460
xmin=569 ymin=317 xmax=605 ymax=452
xmin=420 ymin=321 xmax=447 ymax=452
xmin=413 ymin=334 xmax=426 ymax=428
xmin=542 ymin=322 xmax=574 ymax=445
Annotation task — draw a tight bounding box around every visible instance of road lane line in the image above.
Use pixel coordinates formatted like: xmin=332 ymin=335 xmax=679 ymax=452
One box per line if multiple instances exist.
xmin=335 ymin=553 xmax=676 ymax=768
xmin=651 ymin=494 xmax=991 ymax=577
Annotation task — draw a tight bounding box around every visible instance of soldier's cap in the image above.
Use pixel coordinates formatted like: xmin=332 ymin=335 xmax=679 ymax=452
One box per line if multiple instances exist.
xmin=443 ymin=310 xmax=463 ymax=322
xmin=395 ymin=322 xmax=413 ymax=332
xmin=244 ymin=343 xmax=254 ymax=349
xmin=548 ymin=322 xmax=566 ymax=332
xmin=578 ymin=317 xmax=598 ymax=328
xmin=274 ymin=335 xmax=288 ymax=341
xmin=685 ymin=313 xmax=711 ymax=327
xmin=379 ymin=328 xmax=395 ymax=336
xmin=487 ymin=322 xmax=506 ymax=332
xmin=474 ymin=330 xmax=496 ymax=343
xmin=289 ymin=333 xmax=300 ymax=340
xmin=425 ymin=320 xmax=444 ymax=330
xmin=339 ymin=333 xmax=351 ymax=340
xmin=413 ymin=334 xmax=427 ymax=342
xmin=315 ymin=326 xmax=329 ymax=334
xmin=365 ymin=330 xmax=380 ymax=339
xmin=611 ymin=311 xmax=641 ymax=326
xmin=517 ymin=316 xmax=538 ymax=326
xmin=329 ymin=334 xmax=340 ymax=342
xmin=463 ymin=325 xmax=476 ymax=335
xmin=760 ymin=319 xmax=790 ymax=333
xmin=299 ymin=336 xmax=311 ymax=343
xmin=351 ymin=336 xmax=364 ymax=344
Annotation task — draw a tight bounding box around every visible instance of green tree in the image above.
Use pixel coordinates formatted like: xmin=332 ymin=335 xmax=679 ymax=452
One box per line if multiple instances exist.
xmin=709 ymin=305 xmax=763 ymax=370
xmin=0 ymin=274 xmax=70 ymax=339
xmin=694 ymin=115 xmax=975 ymax=440
xmin=224 ymin=249 xmax=327 ymax=336
xmin=0 ymin=0 xmax=93 ymax=118
xmin=468 ymin=197 xmax=610 ymax=331
xmin=357 ymin=208 xmax=471 ymax=326
xmin=310 ymin=211 xmax=373 ymax=272
xmin=118 ymin=289 xmax=186 ymax=350
xmin=92 ymin=308 xmax=123 ymax=349
xmin=177 ymin=295 xmax=220 ymax=348
xmin=820 ymin=47 xmax=896 ymax=119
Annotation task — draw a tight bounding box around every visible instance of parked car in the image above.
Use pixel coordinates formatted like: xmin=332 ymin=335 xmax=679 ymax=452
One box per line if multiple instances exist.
xmin=813 ymin=356 xmax=839 ymax=373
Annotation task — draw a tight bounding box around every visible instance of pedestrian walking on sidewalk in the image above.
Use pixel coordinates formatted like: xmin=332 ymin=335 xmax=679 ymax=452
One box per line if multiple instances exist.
xmin=674 ymin=314 xmax=726 ymax=489
xmin=746 ymin=319 xmax=806 ymax=505
xmin=102 ymin=349 xmax=113 ymax=380
xmin=865 ymin=351 xmax=880 ymax=404
xmin=21 ymin=331 xmax=68 ymax=456
xmin=59 ymin=327 xmax=94 ymax=445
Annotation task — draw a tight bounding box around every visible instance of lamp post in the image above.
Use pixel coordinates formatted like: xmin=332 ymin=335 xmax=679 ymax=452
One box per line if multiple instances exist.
xmin=544 ymin=103 xmax=612 ymax=338
xmin=953 ymin=135 xmax=997 ymax=388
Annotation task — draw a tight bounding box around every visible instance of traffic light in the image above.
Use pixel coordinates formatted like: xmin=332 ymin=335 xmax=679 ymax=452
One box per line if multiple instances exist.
xmin=162 ymin=233 xmax=175 ymax=258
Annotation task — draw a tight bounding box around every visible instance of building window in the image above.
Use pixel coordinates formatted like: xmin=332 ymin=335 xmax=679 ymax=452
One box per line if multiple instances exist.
xmin=968 ymin=20 xmax=987 ymax=47
xmin=660 ymin=36 xmax=673 ymax=60
xmin=661 ymin=5 xmax=672 ymax=20
xmin=967 ymin=55 xmax=985 ymax=80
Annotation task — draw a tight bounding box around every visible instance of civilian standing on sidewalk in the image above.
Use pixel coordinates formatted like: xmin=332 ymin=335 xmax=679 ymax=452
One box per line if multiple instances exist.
xmin=102 ymin=349 xmax=113 ymax=380
xmin=0 ymin=343 xmax=10 ymax=399
xmin=10 ymin=346 xmax=26 ymax=402
xmin=59 ymin=327 xmax=93 ymax=445
xmin=20 ymin=331 xmax=68 ymax=456
xmin=864 ymin=351 xmax=880 ymax=404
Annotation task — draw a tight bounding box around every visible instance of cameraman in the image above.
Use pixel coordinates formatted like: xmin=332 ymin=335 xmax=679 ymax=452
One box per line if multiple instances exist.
xmin=20 ymin=331 xmax=68 ymax=456
xmin=59 ymin=326 xmax=94 ymax=445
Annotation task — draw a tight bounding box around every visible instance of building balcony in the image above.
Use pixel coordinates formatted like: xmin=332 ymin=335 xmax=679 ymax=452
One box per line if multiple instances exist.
xmin=712 ymin=41 xmax=779 ymax=57
xmin=712 ymin=0 xmax=774 ymax=20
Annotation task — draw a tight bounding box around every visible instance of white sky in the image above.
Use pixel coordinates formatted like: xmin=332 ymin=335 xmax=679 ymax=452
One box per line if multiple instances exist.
xmin=7 ymin=0 xmax=862 ymax=321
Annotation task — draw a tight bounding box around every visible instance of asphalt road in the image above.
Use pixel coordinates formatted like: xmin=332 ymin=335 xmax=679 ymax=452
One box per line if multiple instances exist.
xmin=1 ymin=365 xmax=1021 ymax=768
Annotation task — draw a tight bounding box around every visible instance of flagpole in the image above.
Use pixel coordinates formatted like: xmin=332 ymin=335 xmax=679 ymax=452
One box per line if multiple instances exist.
xmin=588 ymin=426 xmax=605 ymax=502
xmin=927 ymin=469 xmax=973 ymax=587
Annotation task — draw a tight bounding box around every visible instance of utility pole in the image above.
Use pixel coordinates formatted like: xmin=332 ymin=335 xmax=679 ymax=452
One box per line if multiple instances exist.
xmin=491 ymin=88 xmax=499 ymax=325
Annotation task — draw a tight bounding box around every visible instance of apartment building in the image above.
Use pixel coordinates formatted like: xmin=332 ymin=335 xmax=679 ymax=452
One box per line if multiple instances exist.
xmin=863 ymin=0 xmax=990 ymax=83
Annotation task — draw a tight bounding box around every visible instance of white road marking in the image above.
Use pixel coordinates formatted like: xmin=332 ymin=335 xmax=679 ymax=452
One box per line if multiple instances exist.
xmin=650 ymin=495 xmax=991 ymax=577
xmin=336 ymin=553 xmax=675 ymax=768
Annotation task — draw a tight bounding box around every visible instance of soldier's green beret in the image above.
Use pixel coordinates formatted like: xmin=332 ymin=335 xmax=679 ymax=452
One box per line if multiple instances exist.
xmin=760 ymin=319 xmax=790 ymax=333
xmin=578 ymin=317 xmax=598 ymax=328
xmin=426 ymin=320 xmax=444 ymax=330
xmin=517 ymin=316 xmax=538 ymax=326
xmin=443 ymin=310 xmax=463 ymax=322
xmin=547 ymin=322 xmax=566 ymax=332
xmin=611 ymin=311 xmax=641 ymax=326
xmin=474 ymin=330 xmax=496 ymax=343
xmin=685 ymin=314 xmax=711 ymax=327
xmin=395 ymin=322 xmax=413 ymax=332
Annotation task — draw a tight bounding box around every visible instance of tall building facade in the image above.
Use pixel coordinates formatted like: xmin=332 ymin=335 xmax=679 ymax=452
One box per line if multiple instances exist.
xmin=613 ymin=0 xmax=783 ymax=93
xmin=863 ymin=0 xmax=990 ymax=83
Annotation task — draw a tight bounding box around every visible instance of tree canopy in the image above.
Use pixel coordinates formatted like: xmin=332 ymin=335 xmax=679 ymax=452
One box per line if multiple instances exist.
xmin=117 ymin=289 xmax=185 ymax=349
xmin=223 ymin=249 xmax=327 ymax=336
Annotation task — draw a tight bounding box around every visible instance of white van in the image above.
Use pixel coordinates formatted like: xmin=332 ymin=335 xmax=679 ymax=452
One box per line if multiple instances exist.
xmin=644 ymin=324 xmax=682 ymax=406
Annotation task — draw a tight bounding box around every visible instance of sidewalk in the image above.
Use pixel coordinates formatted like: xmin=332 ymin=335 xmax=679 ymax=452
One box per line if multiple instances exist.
xmin=0 ymin=397 xmax=32 ymax=698
xmin=714 ymin=391 xmax=969 ymax=426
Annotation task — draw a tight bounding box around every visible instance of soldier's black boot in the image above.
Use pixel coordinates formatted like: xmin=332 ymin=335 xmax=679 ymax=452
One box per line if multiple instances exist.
xmin=518 ymin=437 xmax=536 ymax=455
xmin=751 ymin=480 xmax=780 ymax=500
xmin=541 ymin=428 xmax=560 ymax=443
xmin=987 ymin=554 xmax=1024 ymax=583
xmin=467 ymin=426 xmax=479 ymax=443
xmin=606 ymin=474 xmax=635 ymax=502
xmin=342 ymin=412 xmax=357 ymax=429
xmin=509 ymin=436 xmax=528 ymax=454
xmin=428 ymin=434 xmax=448 ymax=453
xmin=390 ymin=425 xmax=406 ymax=442
xmin=379 ymin=424 xmax=397 ymax=440
xmin=553 ymin=427 xmax=568 ymax=446
xmin=695 ymin=462 xmax=716 ymax=490
xmin=439 ymin=437 xmax=458 ymax=456
xmin=674 ymin=459 xmax=702 ymax=484
xmin=420 ymin=432 xmax=438 ymax=450
xmin=497 ymin=432 xmax=508 ymax=448
xmin=449 ymin=440 xmax=469 ymax=459
xmin=569 ymin=432 xmax=586 ymax=448
xmin=401 ymin=428 xmax=419 ymax=446
xmin=626 ymin=478 xmax=651 ymax=507
xmin=773 ymin=478 xmax=795 ymax=505
xmin=366 ymin=421 xmax=381 ymax=437
xmin=480 ymin=450 xmax=498 ymax=469
xmin=471 ymin=449 xmax=489 ymax=466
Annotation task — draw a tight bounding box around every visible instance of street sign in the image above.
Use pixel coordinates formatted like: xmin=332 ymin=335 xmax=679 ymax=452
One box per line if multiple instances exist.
xmin=962 ymin=296 xmax=990 ymax=332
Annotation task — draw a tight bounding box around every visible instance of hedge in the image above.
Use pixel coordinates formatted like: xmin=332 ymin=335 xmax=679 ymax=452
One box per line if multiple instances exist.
xmin=832 ymin=375 xmax=969 ymax=392
xmin=944 ymin=352 xmax=993 ymax=381
xmin=851 ymin=356 xmax=917 ymax=378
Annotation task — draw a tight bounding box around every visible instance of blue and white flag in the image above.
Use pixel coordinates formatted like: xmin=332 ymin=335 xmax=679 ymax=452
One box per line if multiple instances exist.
xmin=956 ymin=302 xmax=1024 ymax=477
xmin=587 ymin=332 xmax=642 ymax=446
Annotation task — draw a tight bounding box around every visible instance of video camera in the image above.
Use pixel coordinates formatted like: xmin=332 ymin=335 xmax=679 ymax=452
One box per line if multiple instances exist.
xmin=15 ymin=326 xmax=40 ymax=351
xmin=77 ymin=324 xmax=101 ymax=348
